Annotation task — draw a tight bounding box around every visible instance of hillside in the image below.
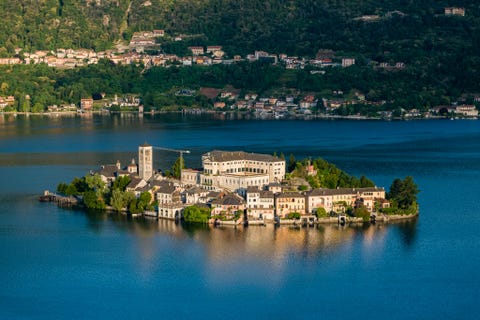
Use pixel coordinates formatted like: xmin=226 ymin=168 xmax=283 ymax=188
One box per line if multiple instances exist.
xmin=1 ymin=1 xmax=480 ymax=113
xmin=1 ymin=1 xmax=479 ymax=56
xmin=0 ymin=0 xmax=130 ymax=52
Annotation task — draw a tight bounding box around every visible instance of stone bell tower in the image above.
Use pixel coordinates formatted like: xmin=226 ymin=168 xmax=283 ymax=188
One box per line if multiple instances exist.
xmin=138 ymin=143 xmax=153 ymax=180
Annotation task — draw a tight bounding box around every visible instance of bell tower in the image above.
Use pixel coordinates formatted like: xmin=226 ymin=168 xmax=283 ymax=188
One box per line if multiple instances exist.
xmin=138 ymin=143 xmax=153 ymax=180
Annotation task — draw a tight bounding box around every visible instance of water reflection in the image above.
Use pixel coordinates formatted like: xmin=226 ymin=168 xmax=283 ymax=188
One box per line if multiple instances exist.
xmin=82 ymin=212 xmax=416 ymax=266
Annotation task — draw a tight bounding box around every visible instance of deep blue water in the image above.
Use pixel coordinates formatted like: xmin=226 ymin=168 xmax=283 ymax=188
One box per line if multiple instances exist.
xmin=1 ymin=114 xmax=479 ymax=319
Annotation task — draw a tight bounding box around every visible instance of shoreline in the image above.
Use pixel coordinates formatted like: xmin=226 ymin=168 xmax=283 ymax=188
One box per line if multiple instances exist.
xmin=41 ymin=192 xmax=418 ymax=227
xmin=2 ymin=110 xmax=476 ymax=121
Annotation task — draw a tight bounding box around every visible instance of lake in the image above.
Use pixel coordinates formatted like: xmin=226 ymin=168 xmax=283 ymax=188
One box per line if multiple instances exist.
xmin=1 ymin=113 xmax=479 ymax=319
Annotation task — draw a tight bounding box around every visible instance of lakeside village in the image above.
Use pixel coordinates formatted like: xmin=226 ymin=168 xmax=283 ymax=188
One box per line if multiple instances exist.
xmin=1 ymin=13 xmax=479 ymax=120
xmin=43 ymin=144 xmax=419 ymax=227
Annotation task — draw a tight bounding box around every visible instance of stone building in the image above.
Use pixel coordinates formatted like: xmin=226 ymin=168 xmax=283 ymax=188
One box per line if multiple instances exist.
xmin=138 ymin=143 xmax=153 ymax=180
xmin=182 ymin=150 xmax=285 ymax=195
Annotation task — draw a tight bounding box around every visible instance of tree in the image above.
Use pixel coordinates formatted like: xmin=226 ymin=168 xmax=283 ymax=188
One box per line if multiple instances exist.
xmin=288 ymin=153 xmax=296 ymax=172
xmin=359 ymin=175 xmax=375 ymax=187
xmin=65 ymin=183 xmax=78 ymax=196
xmin=138 ymin=192 xmax=152 ymax=210
xmin=183 ymin=205 xmax=211 ymax=223
xmin=353 ymin=205 xmax=370 ymax=222
xmin=85 ymin=173 xmax=105 ymax=192
xmin=112 ymin=175 xmax=131 ymax=191
xmin=388 ymin=176 xmax=419 ymax=209
xmin=83 ymin=190 xmax=106 ymax=210
xmin=286 ymin=212 xmax=301 ymax=219
xmin=57 ymin=182 xmax=68 ymax=194
xmin=110 ymin=189 xmax=132 ymax=212
xmin=315 ymin=207 xmax=328 ymax=218
xmin=171 ymin=155 xmax=185 ymax=179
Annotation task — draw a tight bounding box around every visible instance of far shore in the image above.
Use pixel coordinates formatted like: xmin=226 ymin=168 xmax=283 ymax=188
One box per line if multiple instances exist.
xmin=1 ymin=109 xmax=475 ymax=121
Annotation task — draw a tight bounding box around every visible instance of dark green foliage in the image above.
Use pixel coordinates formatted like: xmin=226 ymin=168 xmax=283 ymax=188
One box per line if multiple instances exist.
xmin=56 ymin=182 xmax=68 ymax=195
xmin=183 ymin=205 xmax=211 ymax=223
xmin=288 ymin=154 xmax=296 ymax=172
xmin=128 ymin=192 xmax=152 ymax=214
xmin=387 ymin=176 xmax=420 ymax=209
xmin=171 ymin=156 xmax=184 ymax=179
xmin=0 ymin=0 xmax=130 ymax=51
xmin=112 ymin=175 xmax=131 ymax=191
xmin=315 ymin=207 xmax=328 ymax=218
xmin=286 ymin=212 xmax=301 ymax=220
xmin=83 ymin=190 xmax=106 ymax=210
xmin=353 ymin=205 xmax=370 ymax=222
xmin=291 ymin=157 xmax=377 ymax=190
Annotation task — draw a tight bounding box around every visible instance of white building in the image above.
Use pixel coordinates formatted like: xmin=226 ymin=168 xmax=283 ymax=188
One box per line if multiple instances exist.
xmin=246 ymin=186 xmax=275 ymax=221
xmin=182 ymin=150 xmax=285 ymax=195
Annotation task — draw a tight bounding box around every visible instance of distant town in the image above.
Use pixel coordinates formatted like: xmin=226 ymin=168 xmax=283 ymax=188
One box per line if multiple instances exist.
xmin=1 ymin=5 xmax=478 ymax=121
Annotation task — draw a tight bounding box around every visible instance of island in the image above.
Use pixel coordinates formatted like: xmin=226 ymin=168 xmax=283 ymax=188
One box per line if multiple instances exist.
xmin=42 ymin=143 xmax=419 ymax=226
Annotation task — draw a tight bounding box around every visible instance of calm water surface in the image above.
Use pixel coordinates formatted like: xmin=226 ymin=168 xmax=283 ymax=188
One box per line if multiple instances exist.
xmin=1 ymin=113 xmax=479 ymax=319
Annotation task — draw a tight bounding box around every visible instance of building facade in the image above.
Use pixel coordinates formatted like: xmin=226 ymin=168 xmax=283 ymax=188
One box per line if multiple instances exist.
xmin=187 ymin=150 xmax=285 ymax=194
xmin=246 ymin=186 xmax=275 ymax=220
xmin=138 ymin=143 xmax=153 ymax=180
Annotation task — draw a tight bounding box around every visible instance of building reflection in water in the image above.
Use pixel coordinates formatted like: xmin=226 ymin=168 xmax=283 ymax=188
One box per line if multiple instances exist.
xmin=80 ymin=211 xmax=416 ymax=286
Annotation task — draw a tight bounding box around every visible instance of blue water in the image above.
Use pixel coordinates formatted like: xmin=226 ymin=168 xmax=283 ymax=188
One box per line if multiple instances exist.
xmin=1 ymin=114 xmax=479 ymax=319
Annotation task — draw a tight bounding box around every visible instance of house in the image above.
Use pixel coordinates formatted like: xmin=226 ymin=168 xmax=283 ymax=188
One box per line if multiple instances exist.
xmin=211 ymin=193 xmax=246 ymax=217
xmin=153 ymin=29 xmax=165 ymax=37
xmin=267 ymin=182 xmax=282 ymax=194
xmin=80 ymin=98 xmax=93 ymax=111
xmin=275 ymin=192 xmax=306 ymax=218
xmin=0 ymin=58 xmax=21 ymax=65
xmin=126 ymin=176 xmax=148 ymax=195
xmin=455 ymin=105 xmax=478 ymax=117
xmin=206 ymin=46 xmax=222 ymax=53
xmin=156 ymin=183 xmax=181 ymax=204
xmin=214 ymin=102 xmax=226 ymax=109
xmin=98 ymin=163 xmax=120 ymax=185
xmin=342 ymin=58 xmax=355 ymax=67
xmin=246 ymin=186 xmax=275 ymax=220
xmin=306 ymin=187 xmax=387 ymax=214
xmin=0 ymin=96 xmax=15 ymax=110
xmin=183 ymin=186 xmax=209 ymax=204
xmin=188 ymin=46 xmax=204 ymax=55
xmin=445 ymin=7 xmax=465 ymax=16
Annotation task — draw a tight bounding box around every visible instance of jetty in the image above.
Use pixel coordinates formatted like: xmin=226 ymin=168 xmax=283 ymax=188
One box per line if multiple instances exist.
xmin=39 ymin=190 xmax=79 ymax=207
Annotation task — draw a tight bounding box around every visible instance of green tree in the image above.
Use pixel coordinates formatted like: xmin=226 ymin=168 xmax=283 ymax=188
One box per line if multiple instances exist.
xmin=65 ymin=183 xmax=78 ymax=196
xmin=171 ymin=155 xmax=185 ymax=179
xmin=85 ymin=173 xmax=105 ymax=192
xmin=110 ymin=189 xmax=132 ymax=212
xmin=288 ymin=153 xmax=296 ymax=172
xmin=353 ymin=205 xmax=370 ymax=222
xmin=112 ymin=175 xmax=131 ymax=191
xmin=286 ymin=212 xmax=301 ymax=219
xmin=183 ymin=205 xmax=211 ymax=223
xmin=57 ymin=182 xmax=68 ymax=194
xmin=315 ymin=207 xmax=328 ymax=218
xmin=138 ymin=192 xmax=152 ymax=210
xmin=388 ymin=176 xmax=419 ymax=209
xmin=83 ymin=190 xmax=106 ymax=210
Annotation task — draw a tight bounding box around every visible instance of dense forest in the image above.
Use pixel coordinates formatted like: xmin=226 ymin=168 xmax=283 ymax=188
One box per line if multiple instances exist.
xmin=1 ymin=1 xmax=480 ymax=111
